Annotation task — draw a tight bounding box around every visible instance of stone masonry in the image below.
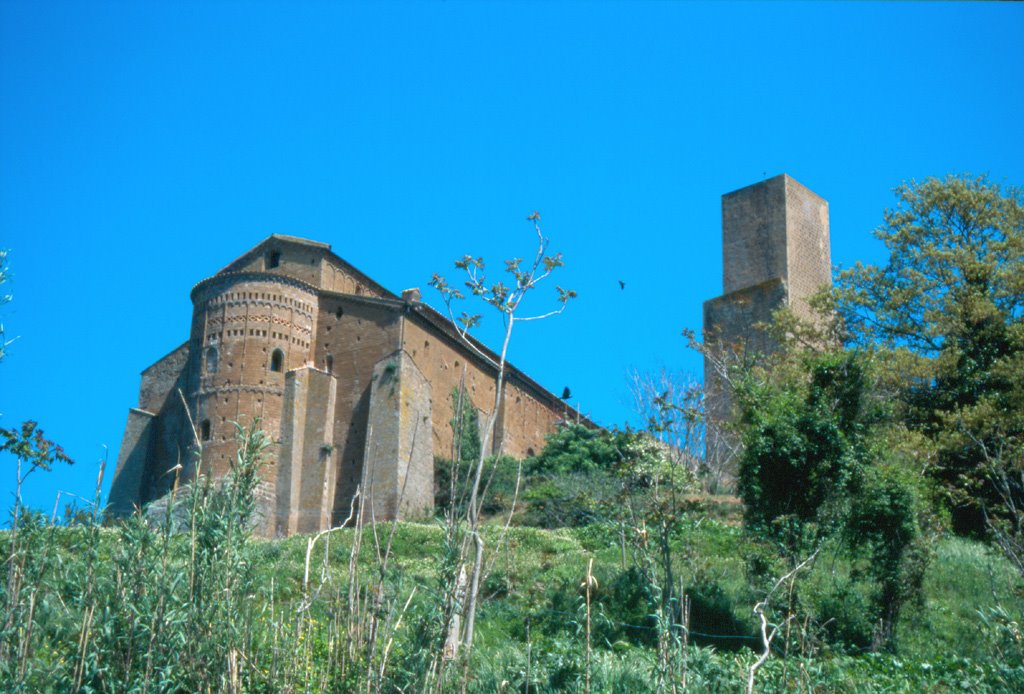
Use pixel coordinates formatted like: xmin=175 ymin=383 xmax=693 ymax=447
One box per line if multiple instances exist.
xmin=703 ymin=174 xmax=832 ymax=476
xmin=109 ymin=235 xmax=592 ymax=537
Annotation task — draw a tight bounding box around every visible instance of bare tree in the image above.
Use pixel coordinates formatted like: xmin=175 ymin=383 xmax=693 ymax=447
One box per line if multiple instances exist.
xmin=429 ymin=212 xmax=575 ymax=656
xmin=626 ymin=367 xmax=710 ymax=490
xmin=0 ymin=249 xmax=13 ymax=362
xmin=747 ymin=549 xmax=819 ymax=694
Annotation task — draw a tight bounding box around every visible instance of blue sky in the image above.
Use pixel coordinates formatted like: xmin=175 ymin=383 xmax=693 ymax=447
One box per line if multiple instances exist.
xmin=1 ymin=1 xmax=1022 ymax=516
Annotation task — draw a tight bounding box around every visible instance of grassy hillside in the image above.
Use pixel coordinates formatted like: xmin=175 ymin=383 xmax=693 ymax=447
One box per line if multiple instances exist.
xmin=2 ymin=424 xmax=1022 ymax=691
xmin=2 ymin=512 xmax=1022 ymax=691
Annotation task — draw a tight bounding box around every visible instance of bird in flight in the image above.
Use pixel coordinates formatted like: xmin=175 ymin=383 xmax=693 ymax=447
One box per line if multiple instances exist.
xmin=561 ymin=386 xmax=572 ymax=400
xmin=618 ymin=280 xmax=626 ymax=290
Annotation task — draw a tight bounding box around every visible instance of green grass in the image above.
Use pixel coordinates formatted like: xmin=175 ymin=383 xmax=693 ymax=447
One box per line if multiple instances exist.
xmin=4 ymin=509 xmax=1023 ymax=691
xmin=898 ymin=536 xmax=1022 ymax=661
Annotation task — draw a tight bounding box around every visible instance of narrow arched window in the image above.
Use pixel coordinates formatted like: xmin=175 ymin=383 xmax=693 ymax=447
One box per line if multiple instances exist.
xmin=200 ymin=419 xmax=211 ymax=441
xmin=270 ymin=349 xmax=284 ymax=372
xmin=325 ymin=354 xmax=333 ymax=374
xmin=268 ymin=250 xmax=281 ymax=269
xmin=205 ymin=346 xmax=219 ymax=374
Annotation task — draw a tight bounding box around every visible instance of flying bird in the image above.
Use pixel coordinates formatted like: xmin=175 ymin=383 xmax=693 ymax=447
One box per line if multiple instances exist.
xmin=561 ymin=386 xmax=572 ymax=400
xmin=618 ymin=280 xmax=625 ymax=290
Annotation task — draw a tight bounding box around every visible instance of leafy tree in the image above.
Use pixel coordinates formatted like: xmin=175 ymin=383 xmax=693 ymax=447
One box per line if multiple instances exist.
xmin=529 ymin=423 xmax=619 ymax=475
xmin=833 ymin=174 xmax=1024 ymax=535
xmin=844 ymin=463 xmax=929 ymax=649
xmin=735 ymin=350 xmax=871 ymax=554
xmin=1 ymin=421 xmax=74 ymax=529
xmin=732 ymin=347 xmax=929 ymax=649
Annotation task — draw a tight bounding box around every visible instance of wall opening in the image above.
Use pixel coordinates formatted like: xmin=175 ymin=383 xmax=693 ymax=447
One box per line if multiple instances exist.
xmin=201 ymin=419 xmax=211 ymax=441
xmin=267 ymin=250 xmax=281 ymax=269
xmin=270 ymin=349 xmax=284 ymax=372
xmin=205 ymin=346 xmax=219 ymax=374
xmin=325 ymin=354 xmax=333 ymax=374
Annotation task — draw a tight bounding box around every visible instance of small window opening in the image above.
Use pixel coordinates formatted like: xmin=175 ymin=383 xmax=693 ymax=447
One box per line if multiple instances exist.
xmin=201 ymin=420 xmax=211 ymax=441
xmin=325 ymin=354 xmax=333 ymax=373
xmin=268 ymin=251 xmax=281 ymax=269
xmin=335 ymin=307 xmax=344 ymax=319
xmin=270 ymin=349 xmax=284 ymax=372
xmin=206 ymin=346 xmax=219 ymax=374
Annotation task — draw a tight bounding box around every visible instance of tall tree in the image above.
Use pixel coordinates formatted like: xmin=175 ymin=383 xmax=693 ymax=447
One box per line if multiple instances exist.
xmin=833 ymin=174 xmax=1024 ymax=534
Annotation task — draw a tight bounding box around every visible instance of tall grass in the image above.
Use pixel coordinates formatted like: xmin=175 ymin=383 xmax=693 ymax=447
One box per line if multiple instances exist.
xmin=2 ymin=422 xmax=1023 ymax=692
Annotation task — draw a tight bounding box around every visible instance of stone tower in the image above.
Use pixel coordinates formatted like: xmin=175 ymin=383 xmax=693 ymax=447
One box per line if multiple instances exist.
xmin=702 ymin=174 xmax=831 ymax=479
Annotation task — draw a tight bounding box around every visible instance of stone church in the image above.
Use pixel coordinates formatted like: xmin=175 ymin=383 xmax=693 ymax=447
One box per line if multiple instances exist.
xmin=109 ymin=235 xmax=590 ymax=537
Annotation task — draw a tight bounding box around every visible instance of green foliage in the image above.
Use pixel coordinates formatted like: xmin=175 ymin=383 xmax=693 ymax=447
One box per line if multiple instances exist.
xmin=519 ymin=472 xmax=620 ymax=528
xmin=845 ymin=463 xmax=930 ymax=648
xmin=834 ymin=173 xmax=1024 ymax=536
xmin=532 ymin=424 xmax=697 ymax=494
xmin=530 ymin=423 xmax=620 ymax=475
xmin=0 ymin=420 xmax=74 ymax=479
xmin=450 ymin=386 xmax=481 ymax=464
xmin=2 ymin=503 xmax=1021 ymax=691
xmin=733 ymin=347 xmax=931 ymax=649
xmin=435 ymin=424 xmax=698 ymax=531
xmin=736 ymin=351 xmax=871 ymax=548
xmin=0 ymin=421 xmax=268 ymax=691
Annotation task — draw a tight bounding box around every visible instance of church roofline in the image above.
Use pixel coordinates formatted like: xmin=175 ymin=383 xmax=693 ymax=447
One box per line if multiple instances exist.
xmin=139 ymin=340 xmax=190 ymax=376
xmin=189 ymin=270 xmax=320 ymax=301
xmin=408 ymin=301 xmax=599 ymax=429
xmin=214 ymin=235 xmax=398 ymax=300
xmin=194 ymin=235 xmax=595 ymax=429
xmin=267 ymin=233 xmax=331 ymax=250
xmin=319 ymin=288 xmax=597 ymax=428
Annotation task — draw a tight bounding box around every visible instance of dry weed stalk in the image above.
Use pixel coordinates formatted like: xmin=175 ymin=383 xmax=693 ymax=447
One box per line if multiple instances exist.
xmin=429 ymin=213 xmax=574 ymax=660
xmin=747 ymin=549 xmax=819 ymax=694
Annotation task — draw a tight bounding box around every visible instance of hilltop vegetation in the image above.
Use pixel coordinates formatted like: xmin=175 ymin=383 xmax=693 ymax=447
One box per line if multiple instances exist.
xmin=0 ymin=435 xmax=1021 ymax=691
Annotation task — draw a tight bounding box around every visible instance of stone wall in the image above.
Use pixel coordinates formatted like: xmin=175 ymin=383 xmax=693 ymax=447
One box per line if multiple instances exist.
xmin=219 ymin=235 xmax=393 ymax=299
xmin=275 ymin=366 xmax=338 ymax=536
xmin=312 ymin=293 xmax=403 ymax=526
xmin=721 ymin=175 xmax=789 ymax=294
xmin=108 ymin=342 xmax=192 ymax=509
xmin=783 ymin=177 xmax=831 ymax=319
xmin=361 ymin=350 xmax=434 ymax=522
xmin=108 ymin=408 xmax=156 ymax=516
xmin=497 ymin=376 xmax=568 ymax=458
xmin=400 ymin=317 xmax=499 ymax=459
